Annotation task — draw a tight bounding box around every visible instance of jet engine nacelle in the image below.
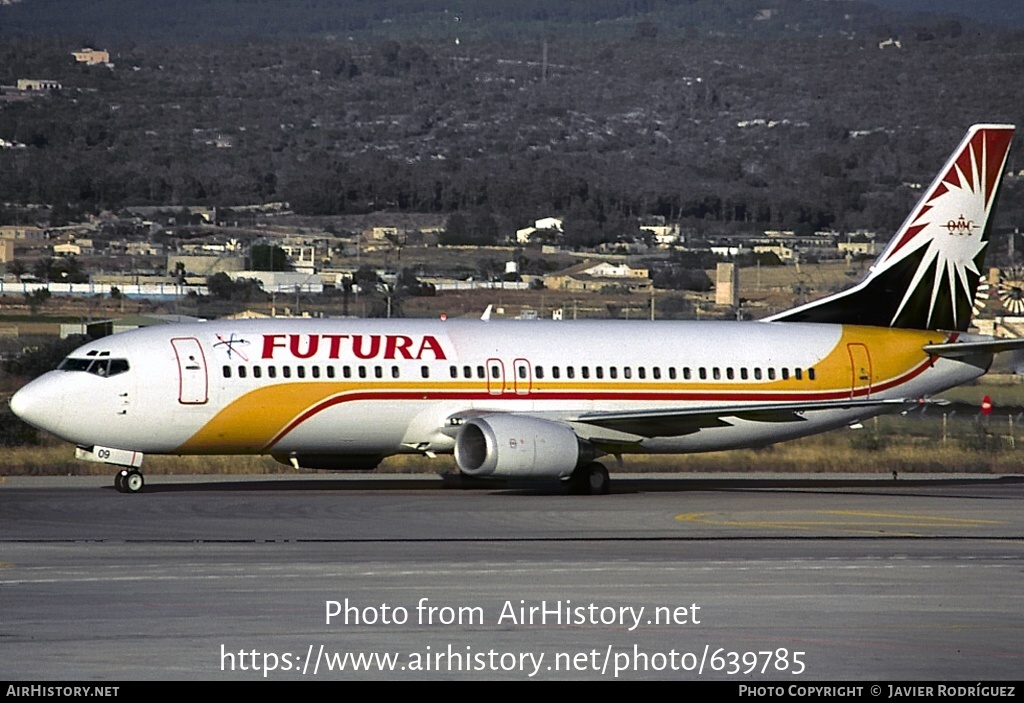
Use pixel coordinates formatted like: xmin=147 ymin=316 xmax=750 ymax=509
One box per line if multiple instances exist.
xmin=454 ymin=414 xmax=586 ymax=479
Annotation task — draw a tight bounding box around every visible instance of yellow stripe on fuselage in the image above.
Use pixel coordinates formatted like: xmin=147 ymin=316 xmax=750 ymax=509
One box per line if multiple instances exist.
xmin=175 ymin=326 xmax=942 ymax=454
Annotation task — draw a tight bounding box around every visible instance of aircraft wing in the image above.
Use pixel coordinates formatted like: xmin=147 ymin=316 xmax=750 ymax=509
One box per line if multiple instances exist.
xmin=571 ymin=398 xmax=922 ymax=438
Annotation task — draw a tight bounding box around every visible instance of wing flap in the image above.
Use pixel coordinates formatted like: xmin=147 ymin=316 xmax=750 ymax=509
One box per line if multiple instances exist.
xmin=573 ymin=398 xmax=919 ymax=438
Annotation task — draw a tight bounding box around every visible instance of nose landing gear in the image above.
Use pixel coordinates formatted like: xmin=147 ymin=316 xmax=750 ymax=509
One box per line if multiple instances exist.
xmin=114 ymin=469 xmax=145 ymax=493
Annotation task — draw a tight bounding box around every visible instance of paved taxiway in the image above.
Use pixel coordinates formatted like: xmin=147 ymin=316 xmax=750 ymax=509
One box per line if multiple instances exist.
xmin=2 ymin=473 xmax=1022 ymax=680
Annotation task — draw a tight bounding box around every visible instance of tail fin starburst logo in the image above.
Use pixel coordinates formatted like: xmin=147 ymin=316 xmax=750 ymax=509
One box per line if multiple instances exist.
xmin=879 ymin=126 xmax=1014 ymax=330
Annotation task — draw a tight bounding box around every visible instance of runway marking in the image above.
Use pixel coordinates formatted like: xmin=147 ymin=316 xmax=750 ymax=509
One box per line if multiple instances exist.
xmin=822 ymin=510 xmax=1000 ymax=525
xmin=675 ymin=510 xmax=1003 ymax=534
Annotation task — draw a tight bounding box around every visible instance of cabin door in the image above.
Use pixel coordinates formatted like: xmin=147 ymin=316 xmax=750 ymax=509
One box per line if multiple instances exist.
xmin=486 ymin=358 xmax=505 ymax=396
xmin=846 ymin=343 xmax=872 ymax=399
xmin=171 ymin=337 xmax=209 ymax=405
xmin=513 ymin=358 xmax=532 ymax=395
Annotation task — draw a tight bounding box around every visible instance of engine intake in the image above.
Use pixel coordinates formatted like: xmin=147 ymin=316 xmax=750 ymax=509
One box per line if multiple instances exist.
xmin=454 ymin=415 xmax=588 ymax=479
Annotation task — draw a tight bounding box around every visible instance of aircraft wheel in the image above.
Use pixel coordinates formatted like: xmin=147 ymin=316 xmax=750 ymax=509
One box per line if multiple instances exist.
xmin=114 ymin=470 xmax=127 ymax=493
xmin=570 ymin=462 xmax=609 ymax=495
xmin=124 ymin=470 xmax=145 ymax=493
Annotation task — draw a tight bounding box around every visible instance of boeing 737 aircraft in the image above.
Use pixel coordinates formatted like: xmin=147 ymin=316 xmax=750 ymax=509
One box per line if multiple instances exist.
xmin=10 ymin=124 xmax=1024 ymax=494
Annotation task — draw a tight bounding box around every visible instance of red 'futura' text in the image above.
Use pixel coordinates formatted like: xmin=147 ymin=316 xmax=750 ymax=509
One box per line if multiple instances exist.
xmin=261 ymin=334 xmax=447 ymax=361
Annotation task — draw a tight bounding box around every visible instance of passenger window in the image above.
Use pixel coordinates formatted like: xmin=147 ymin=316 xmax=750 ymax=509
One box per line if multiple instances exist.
xmin=223 ymin=365 xmax=231 ymax=378
xmin=668 ymin=368 xmax=676 ymax=380
xmin=740 ymin=368 xmax=748 ymax=380
xmin=392 ymin=366 xmax=400 ymax=379
xmin=726 ymin=368 xmax=734 ymax=380
xmin=476 ymin=366 xmax=485 ymax=379
xmin=767 ymin=368 xmax=775 ymax=380
xmin=268 ymin=366 xmax=277 ymax=378
xmin=358 ymin=366 xmax=367 ymax=379
xmin=713 ymin=367 xmax=721 ymax=380
xmin=254 ymin=366 xmax=262 ymax=379
xmin=623 ymin=367 xmax=632 ymax=379
xmin=566 ymin=367 xmax=575 ymax=379
xmin=343 ymin=366 xmax=352 ymax=379
xmin=490 ymin=365 xmax=500 ymax=379
xmin=552 ymin=366 xmax=560 ymax=379
xmin=653 ymin=367 xmax=661 ymax=380
xmin=683 ymin=368 xmax=691 ymax=380
xmin=463 ymin=365 xmax=471 ymax=378
xmin=699 ymin=368 xmax=707 ymax=380
xmin=297 ymin=366 xmax=305 ymax=379
xmin=535 ymin=366 xmax=544 ymax=379
xmin=421 ymin=365 xmax=430 ymax=379
xmin=581 ymin=367 xmax=590 ymax=379
xmin=609 ymin=367 xmax=617 ymax=379
xmin=238 ymin=366 xmax=247 ymax=379
xmin=794 ymin=368 xmax=803 ymax=380
xmin=638 ymin=367 xmax=646 ymax=380
xmin=312 ymin=366 xmax=320 ymax=378
xmin=781 ymin=368 xmax=790 ymax=380
xmin=325 ymin=366 xmax=333 ymax=379
xmin=282 ymin=366 xmax=291 ymax=379
xmin=808 ymin=368 xmax=816 ymax=381
xmin=519 ymin=366 xmax=527 ymax=379
xmin=596 ymin=367 xmax=604 ymax=379
xmin=754 ymin=368 xmax=762 ymax=380
xmin=450 ymin=366 xmax=458 ymax=379
xmin=374 ymin=366 xmax=383 ymax=379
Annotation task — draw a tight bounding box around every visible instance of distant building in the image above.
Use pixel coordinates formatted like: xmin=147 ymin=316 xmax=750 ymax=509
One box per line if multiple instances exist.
xmin=0 ymin=226 xmax=44 ymax=240
xmin=71 ymin=48 xmax=110 ymax=65
xmin=754 ymin=243 xmax=796 ymax=261
xmin=710 ymin=245 xmax=745 ymax=257
xmin=226 ymin=270 xmax=323 ymax=294
xmin=641 ymin=224 xmax=681 ymax=246
xmin=17 ymin=79 xmax=61 ymax=91
xmin=280 ymin=241 xmax=318 ymax=273
xmin=516 ymin=217 xmax=563 ymax=244
xmin=838 ymin=241 xmax=877 ymax=256
xmin=0 ymin=239 xmax=14 ymax=264
xmin=167 ymin=255 xmax=245 ymax=277
xmin=53 ymin=243 xmax=82 ymax=257
xmin=370 ymin=227 xmax=399 ymax=240
xmin=126 ymin=241 xmax=164 ymax=257
xmin=715 ymin=263 xmax=738 ymax=307
xmin=543 ymin=261 xmax=651 ymax=292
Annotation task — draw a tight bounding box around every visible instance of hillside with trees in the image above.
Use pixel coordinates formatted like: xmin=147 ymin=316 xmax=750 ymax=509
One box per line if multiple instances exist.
xmin=1 ymin=1 xmax=1023 ymax=242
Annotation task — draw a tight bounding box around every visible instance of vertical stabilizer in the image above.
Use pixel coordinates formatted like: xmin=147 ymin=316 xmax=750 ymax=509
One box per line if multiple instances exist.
xmin=768 ymin=124 xmax=1015 ymax=331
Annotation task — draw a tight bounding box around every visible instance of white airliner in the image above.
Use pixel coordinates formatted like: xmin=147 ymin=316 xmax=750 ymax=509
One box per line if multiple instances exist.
xmin=10 ymin=124 xmax=1024 ymax=494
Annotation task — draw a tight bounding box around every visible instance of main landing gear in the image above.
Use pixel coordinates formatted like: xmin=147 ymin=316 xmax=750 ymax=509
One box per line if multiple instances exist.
xmin=114 ymin=469 xmax=145 ymax=493
xmin=569 ymin=462 xmax=610 ymax=496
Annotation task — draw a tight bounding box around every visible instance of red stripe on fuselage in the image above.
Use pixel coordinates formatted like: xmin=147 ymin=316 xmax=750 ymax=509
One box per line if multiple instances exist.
xmin=260 ymin=357 xmax=935 ymax=450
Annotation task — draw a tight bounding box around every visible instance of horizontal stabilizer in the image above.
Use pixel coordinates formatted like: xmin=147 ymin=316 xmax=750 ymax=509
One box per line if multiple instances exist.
xmin=924 ymin=338 xmax=1024 ymax=358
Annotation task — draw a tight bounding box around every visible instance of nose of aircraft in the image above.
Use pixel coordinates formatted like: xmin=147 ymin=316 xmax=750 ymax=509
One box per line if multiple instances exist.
xmin=9 ymin=374 xmax=66 ymax=435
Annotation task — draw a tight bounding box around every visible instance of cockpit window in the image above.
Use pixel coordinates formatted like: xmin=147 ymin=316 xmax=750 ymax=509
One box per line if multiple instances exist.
xmin=58 ymin=357 xmax=130 ymax=377
xmin=58 ymin=358 xmax=92 ymax=372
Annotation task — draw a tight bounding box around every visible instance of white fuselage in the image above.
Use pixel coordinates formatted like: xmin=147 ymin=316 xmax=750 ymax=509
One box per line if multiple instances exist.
xmin=11 ymin=318 xmax=982 ymax=462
